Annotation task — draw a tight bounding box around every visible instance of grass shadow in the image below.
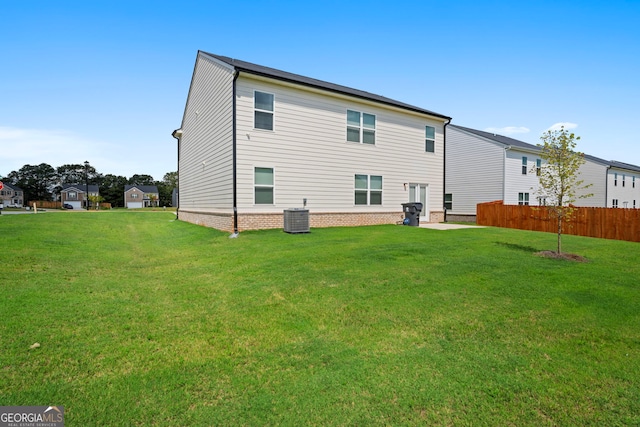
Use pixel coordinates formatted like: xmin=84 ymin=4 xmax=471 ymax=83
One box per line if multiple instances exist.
xmin=495 ymin=241 xmax=539 ymax=253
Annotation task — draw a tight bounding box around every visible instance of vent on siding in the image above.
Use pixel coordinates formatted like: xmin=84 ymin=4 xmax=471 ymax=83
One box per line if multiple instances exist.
xmin=283 ymin=209 xmax=310 ymax=234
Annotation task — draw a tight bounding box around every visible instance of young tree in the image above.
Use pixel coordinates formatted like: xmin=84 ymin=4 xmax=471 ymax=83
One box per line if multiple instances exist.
xmin=535 ymin=126 xmax=592 ymax=254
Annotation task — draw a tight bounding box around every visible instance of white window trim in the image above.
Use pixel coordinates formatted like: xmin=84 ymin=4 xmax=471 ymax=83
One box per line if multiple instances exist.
xmin=518 ymin=192 xmax=529 ymax=205
xmin=425 ymin=125 xmax=436 ymax=153
xmin=254 ymin=166 xmax=275 ymax=205
xmin=354 ymin=174 xmax=383 ymax=206
xmin=254 ymin=90 xmax=275 ymax=131
xmin=346 ymin=109 xmax=376 ymax=145
xmin=522 ymin=157 xmax=528 ymax=175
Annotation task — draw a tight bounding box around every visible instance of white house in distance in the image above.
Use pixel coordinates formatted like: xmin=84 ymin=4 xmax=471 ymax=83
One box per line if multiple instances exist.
xmin=445 ymin=124 xmax=640 ymax=220
xmin=606 ymin=160 xmax=640 ymax=209
xmin=172 ymin=51 xmax=451 ymax=232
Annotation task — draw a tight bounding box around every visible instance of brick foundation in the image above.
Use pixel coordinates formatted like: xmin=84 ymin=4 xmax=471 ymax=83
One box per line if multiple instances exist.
xmin=178 ymin=209 xmax=444 ymax=232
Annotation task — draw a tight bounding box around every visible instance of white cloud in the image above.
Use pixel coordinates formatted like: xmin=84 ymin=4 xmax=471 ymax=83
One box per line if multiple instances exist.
xmin=483 ymin=126 xmax=530 ymax=135
xmin=548 ymin=122 xmax=578 ymax=131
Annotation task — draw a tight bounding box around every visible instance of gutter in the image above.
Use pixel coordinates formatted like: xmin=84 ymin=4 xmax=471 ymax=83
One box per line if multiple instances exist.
xmin=171 ymin=128 xmax=182 ymax=219
xmin=443 ymin=119 xmax=451 ymax=222
xmin=231 ymin=70 xmax=240 ymax=237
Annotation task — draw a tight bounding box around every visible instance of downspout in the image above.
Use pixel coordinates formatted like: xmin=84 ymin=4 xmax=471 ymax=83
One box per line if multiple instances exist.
xmin=231 ymin=70 xmax=240 ymax=237
xmin=443 ymin=119 xmax=451 ymax=222
xmin=605 ymin=166 xmax=610 ymax=207
xmin=171 ymin=128 xmax=182 ymax=219
xmin=503 ymin=146 xmax=512 ymax=202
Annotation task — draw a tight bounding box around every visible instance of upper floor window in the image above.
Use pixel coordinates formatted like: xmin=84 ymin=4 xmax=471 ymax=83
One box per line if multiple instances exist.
xmin=633 ymin=176 xmax=636 ymax=188
xmin=614 ymin=173 xmax=618 ymax=186
xmin=68 ymin=191 xmax=77 ymax=199
xmin=518 ymin=192 xmax=529 ymax=205
xmin=255 ymin=167 xmax=274 ymax=204
xmin=131 ymin=193 xmax=139 ymax=199
xmin=254 ymin=91 xmax=274 ymax=130
xmin=355 ymin=174 xmax=382 ymax=205
xmin=622 ymin=175 xmax=626 ymax=187
xmin=522 ymin=157 xmax=527 ymax=175
xmin=536 ymin=159 xmax=542 ymax=176
xmin=347 ymin=110 xmax=375 ymax=144
xmin=425 ymin=126 xmax=435 ymax=153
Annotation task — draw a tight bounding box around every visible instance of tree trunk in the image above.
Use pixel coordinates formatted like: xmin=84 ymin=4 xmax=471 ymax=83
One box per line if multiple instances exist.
xmin=557 ymin=213 xmax=562 ymax=254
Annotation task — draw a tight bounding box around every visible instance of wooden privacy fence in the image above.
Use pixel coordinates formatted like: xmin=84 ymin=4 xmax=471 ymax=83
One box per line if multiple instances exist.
xmin=477 ymin=200 xmax=640 ymax=243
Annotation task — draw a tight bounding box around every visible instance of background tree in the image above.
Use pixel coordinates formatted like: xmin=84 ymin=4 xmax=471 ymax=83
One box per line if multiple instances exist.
xmin=100 ymin=174 xmax=128 ymax=207
xmin=156 ymin=171 xmax=177 ymax=206
xmin=535 ymin=126 xmax=592 ymax=254
xmin=128 ymin=174 xmax=155 ymax=186
xmin=4 ymin=163 xmax=57 ymax=202
xmin=162 ymin=171 xmax=177 ymax=189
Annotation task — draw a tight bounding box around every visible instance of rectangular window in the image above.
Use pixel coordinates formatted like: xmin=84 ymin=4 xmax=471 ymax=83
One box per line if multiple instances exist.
xmin=355 ymin=174 xmax=382 ymax=205
xmin=633 ymin=176 xmax=636 ymax=188
xmin=634 ymin=200 xmax=637 ymax=209
xmin=444 ymin=193 xmax=452 ymax=210
xmin=255 ymin=167 xmax=274 ymax=204
xmin=518 ymin=192 xmax=529 ymax=205
xmin=131 ymin=193 xmax=139 ymax=199
xmin=69 ymin=191 xmax=77 ymax=199
xmin=622 ymin=175 xmax=626 ymax=187
xmin=536 ymin=159 xmax=542 ymax=176
xmin=537 ymin=196 xmax=547 ymax=206
xmin=425 ymin=126 xmax=435 ymax=153
xmin=612 ymin=199 xmax=618 ymax=208
xmin=522 ymin=157 xmax=527 ymax=175
xmin=614 ymin=173 xmax=618 ymax=186
xmin=347 ymin=110 xmax=375 ymax=144
xmin=254 ymin=91 xmax=274 ymax=130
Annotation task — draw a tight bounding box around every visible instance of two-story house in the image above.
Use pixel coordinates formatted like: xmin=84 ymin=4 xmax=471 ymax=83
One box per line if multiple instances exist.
xmin=124 ymin=185 xmax=159 ymax=208
xmin=0 ymin=183 xmax=24 ymax=207
xmin=172 ymin=51 xmax=451 ymax=232
xmin=445 ymin=124 xmax=639 ymax=220
xmin=61 ymin=184 xmax=99 ymax=209
xmin=606 ymin=161 xmax=640 ymax=209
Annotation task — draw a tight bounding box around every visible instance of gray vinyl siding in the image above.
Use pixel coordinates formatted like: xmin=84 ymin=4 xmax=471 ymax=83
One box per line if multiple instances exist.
xmin=445 ymin=126 xmax=504 ymax=215
xmin=607 ymin=167 xmax=640 ymax=208
xmin=179 ymin=53 xmax=235 ymax=211
xmin=573 ymin=160 xmax=607 ymax=207
xmin=235 ymin=74 xmax=445 ymax=216
xmin=503 ymin=149 xmax=542 ymax=205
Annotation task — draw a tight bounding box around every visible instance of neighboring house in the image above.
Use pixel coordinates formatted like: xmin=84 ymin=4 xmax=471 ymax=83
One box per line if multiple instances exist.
xmin=606 ymin=161 xmax=640 ymax=209
xmin=171 ymin=188 xmax=178 ymax=208
xmin=445 ymin=125 xmax=640 ymax=220
xmin=124 ymin=185 xmax=160 ymax=208
xmin=172 ymin=51 xmax=451 ymax=232
xmin=0 ymin=183 xmax=24 ymax=207
xmin=61 ymin=184 xmax=99 ymax=209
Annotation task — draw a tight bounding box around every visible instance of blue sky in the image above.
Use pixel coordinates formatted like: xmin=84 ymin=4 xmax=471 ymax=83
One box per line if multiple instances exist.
xmin=2 ymin=0 xmax=639 ymax=180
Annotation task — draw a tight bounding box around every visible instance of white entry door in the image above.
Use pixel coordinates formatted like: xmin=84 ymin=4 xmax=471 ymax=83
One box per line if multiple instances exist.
xmin=409 ymin=184 xmax=428 ymax=218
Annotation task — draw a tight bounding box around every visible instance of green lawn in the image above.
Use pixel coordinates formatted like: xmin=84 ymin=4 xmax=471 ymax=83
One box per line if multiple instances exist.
xmin=1 ymin=211 xmax=638 ymax=426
